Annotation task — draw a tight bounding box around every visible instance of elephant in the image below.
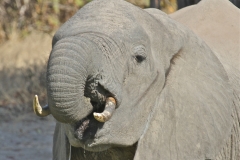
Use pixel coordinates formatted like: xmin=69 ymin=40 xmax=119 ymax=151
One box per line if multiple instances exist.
xmin=33 ymin=0 xmax=240 ymax=159
xmin=177 ymin=0 xmax=240 ymax=9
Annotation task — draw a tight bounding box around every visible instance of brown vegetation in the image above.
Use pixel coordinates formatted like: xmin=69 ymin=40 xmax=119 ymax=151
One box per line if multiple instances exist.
xmin=0 ymin=0 xmax=177 ymax=43
xmin=0 ymin=0 xmax=88 ymax=43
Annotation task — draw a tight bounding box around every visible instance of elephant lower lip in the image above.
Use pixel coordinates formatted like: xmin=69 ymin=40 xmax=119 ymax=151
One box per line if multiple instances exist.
xmin=74 ymin=118 xmax=90 ymax=140
xmin=74 ymin=109 xmax=104 ymax=141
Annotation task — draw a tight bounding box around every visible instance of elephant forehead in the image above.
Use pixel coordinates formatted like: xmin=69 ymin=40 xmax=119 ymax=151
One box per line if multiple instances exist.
xmin=54 ymin=0 xmax=150 ymax=41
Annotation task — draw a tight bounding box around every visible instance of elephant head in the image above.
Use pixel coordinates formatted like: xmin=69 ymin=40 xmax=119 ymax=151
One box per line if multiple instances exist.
xmin=33 ymin=0 xmax=235 ymax=159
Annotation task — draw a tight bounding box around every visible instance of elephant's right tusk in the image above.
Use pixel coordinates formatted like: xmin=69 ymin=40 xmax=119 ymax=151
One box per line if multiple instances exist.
xmin=33 ymin=95 xmax=51 ymax=117
xmin=93 ymin=97 xmax=116 ymax=122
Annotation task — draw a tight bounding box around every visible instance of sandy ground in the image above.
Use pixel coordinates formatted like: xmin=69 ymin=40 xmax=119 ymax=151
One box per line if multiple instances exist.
xmin=0 ymin=113 xmax=55 ymax=160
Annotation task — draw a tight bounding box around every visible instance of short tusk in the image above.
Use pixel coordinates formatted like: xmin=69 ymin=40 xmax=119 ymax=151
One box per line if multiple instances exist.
xmin=93 ymin=97 xmax=116 ymax=122
xmin=33 ymin=95 xmax=51 ymax=117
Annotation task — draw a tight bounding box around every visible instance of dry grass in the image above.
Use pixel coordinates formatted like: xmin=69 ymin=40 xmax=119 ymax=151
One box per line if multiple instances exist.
xmin=0 ymin=0 xmax=177 ymax=43
xmin=0 ymin=0 xmax=89 ymax=43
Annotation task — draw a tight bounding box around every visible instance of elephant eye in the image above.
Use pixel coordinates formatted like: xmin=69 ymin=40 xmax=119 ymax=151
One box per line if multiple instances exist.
xmin=133 ymin=45 xmax=146 ymax=63
xmin=135 ymin=54 xmax=146 ymax=63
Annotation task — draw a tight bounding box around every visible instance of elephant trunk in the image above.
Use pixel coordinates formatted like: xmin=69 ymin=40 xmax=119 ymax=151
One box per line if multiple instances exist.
xmin=47 ymin=36 xmax=94 ymax=123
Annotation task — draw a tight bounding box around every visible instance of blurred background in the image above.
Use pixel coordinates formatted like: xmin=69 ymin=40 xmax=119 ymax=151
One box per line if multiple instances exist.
xmin=0 ymin=0 xmax=178 ymax=43
xmin=0 ymin=0 xmax=239 ymax=159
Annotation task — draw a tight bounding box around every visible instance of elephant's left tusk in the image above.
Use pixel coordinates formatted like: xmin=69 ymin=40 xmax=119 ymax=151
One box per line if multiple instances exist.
xmin=93 ymin=97 xmax=116 ymax=122
xmin=33 ymin=95 xmax=51 ymax=117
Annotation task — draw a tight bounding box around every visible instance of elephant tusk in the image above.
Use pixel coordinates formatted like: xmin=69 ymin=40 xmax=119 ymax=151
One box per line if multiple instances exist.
xmin=33 ymin=95 xmax=51 ymax=117
xmin=93 ymin=97 xmax=116 ymax=122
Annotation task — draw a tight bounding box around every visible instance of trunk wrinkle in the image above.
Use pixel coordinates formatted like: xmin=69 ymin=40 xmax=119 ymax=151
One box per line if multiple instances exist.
xmin=47 ymin=36 xmax=95 ymax=123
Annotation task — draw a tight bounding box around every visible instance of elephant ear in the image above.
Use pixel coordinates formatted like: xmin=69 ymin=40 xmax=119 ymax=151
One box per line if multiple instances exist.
xmin=53 ymin=122 xmax=70 ymax=160
xmin=135 ymin=9 xmax=234 ymax=160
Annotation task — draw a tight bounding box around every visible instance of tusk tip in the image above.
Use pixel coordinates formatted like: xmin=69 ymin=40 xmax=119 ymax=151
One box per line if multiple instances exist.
xmin=33 ymin=95 xmax=50 ymax=117
xmin=33 ymin=95 xmax=39 ymax=112
xmin=93 ymin=112 xmax=106 ymax=122
xmin=107 ymin=97 xmax=116 ymax=104
xmin=34 ymin=95 xmax=38 ymax=104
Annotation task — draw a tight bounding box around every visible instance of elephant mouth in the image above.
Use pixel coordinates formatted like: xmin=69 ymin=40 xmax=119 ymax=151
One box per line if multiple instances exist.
xmin=73 ymin=78 xmax=117 ymax=143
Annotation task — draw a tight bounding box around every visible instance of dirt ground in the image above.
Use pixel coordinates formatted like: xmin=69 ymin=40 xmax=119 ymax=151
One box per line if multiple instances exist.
xmin=0 ymin=31 xmax=55 ymax=160
xmin=0 ymin=114 xmax=55 ymax=160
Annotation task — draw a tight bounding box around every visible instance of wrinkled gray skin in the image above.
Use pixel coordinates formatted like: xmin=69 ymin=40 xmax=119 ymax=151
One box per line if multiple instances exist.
xmin=45 ymin=0 xmax=240 ymax=159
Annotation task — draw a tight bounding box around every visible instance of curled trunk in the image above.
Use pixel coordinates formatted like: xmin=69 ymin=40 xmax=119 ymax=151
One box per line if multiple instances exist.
xmin=47 ymin=36 xmax=94 ymax=123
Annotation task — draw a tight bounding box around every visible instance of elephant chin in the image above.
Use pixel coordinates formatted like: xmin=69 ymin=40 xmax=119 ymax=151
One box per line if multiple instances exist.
xmin=64 ymin=120 xmax=112 ymax=152
xmin=72 ymin=98 xmax=116 ymax=137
